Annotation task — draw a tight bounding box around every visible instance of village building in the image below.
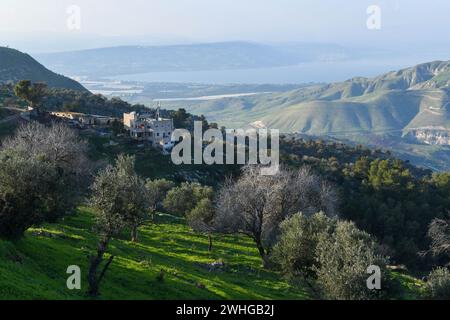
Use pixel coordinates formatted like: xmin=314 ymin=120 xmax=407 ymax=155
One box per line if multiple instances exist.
xmin=123 ymin=108 xmax=175 ymax=150
xmin=50 ymin=111 xmax=118 ymax=126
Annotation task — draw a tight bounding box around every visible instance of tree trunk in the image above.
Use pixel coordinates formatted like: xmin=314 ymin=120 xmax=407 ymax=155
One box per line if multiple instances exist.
xmin=208 ymin=234 xmax=213 ymax=252
xmin=150 ymin=210 xmax=156 ymax=223
xmin=254 ymin=236 xmax=270 ymax=269
xmin=131 ymin=225 xmax=138 ymax=242
xmin=88 ymin=236 xmax=112 ymax=297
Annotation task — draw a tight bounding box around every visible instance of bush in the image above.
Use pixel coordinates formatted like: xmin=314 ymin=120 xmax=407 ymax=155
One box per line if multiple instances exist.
xmin=426 ymin=268 xmax=450 ymax=299
xmin=0 ymin=122 xmax=90 ymax=239
xmin=271 ymin=212 xmax=334 ymax=279
xmin=187 ymin=198 xmax=216 ymax=251
xmin=0 ymin=154 xmax=62 ymax=239
xmin=186 ymin=198 xmax=215 ymax=231
xmin=315 ymin=221 xmax=390 ymax=300
xmin=163 ymin=182 xmax=213 ymax=216
xmin=427 ymin=216 xmax=450 ymax=265
xmin=145 ymin=179 xmax=175 ymax=210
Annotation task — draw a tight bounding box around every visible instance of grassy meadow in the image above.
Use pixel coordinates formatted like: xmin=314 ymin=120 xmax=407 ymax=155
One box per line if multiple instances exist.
xmin=0 ymin=207 xmax=310 ymax=300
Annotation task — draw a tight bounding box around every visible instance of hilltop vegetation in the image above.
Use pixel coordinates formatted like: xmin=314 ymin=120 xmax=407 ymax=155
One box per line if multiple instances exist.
xmin=0 ymin=47 xmax=86 ymax=91
xmin=280 ymin=137 xmax=450 ymax=267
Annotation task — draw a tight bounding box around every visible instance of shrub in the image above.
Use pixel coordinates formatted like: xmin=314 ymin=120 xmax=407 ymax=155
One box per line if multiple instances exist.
xmin=427 ymin=216 xmax=450 ymax=265
xmin=146 ymin=179 xmax=175 ymax=211
xmin=187 ymin=198 xmax=216 ymax=251
xmin=0 ymin=122 xmax=90 ymax=239
xmin=315 ymin=221 xmax=390 ymax=300
xmin=271 ymin=212 xmax=334 ymax=279
xmin=0 ymin=154 xmax=62 ymax=239
xmin=163 ymin=182 xmax=213 ymax=216
xmin=426 ymin=267 xmax=450 ymax=299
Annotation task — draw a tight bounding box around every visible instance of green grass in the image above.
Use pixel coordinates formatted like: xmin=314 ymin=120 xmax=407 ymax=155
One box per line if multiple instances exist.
xmin=391 ymin=272 xmax=426 ymax=300
xmin=0 ymin=207 xmax=309 ymax=300
xmin=0 ymin=207 xmax=426 ymax=300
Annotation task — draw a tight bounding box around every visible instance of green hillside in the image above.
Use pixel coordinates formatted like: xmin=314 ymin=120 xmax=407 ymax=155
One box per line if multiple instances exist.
xmin=0 ymin=47 xmax=87 ymax=91
xmin=168 ymin=61 xmax=450 ymax=135
xmin=0 ymin=207 xmax=426 ymax=300
xmin=0 ymin=208 xmax=308 ymax=300
xmin=159 ymin=61 xmax=450 ymax=171
xmin=0 ymin=121 xmax=433 ymax=300
xmin=0 ymin=130 xmax=430 ymax=300
xmin=263 ymin=89 xmax=439 ymax=134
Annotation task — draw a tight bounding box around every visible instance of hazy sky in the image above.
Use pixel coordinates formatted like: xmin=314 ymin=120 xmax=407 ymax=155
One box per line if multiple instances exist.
xmin=1 ymin=0 xmax=450 ymax=52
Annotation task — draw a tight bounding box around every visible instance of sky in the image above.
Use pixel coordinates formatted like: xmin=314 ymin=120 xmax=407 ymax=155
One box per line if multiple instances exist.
xmin=1 ymin=0 xmax=450 ymax=53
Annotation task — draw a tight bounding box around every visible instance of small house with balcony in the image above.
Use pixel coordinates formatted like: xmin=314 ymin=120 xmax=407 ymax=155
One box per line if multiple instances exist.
xmin=123 ymin=110 xmax=175 ymax=149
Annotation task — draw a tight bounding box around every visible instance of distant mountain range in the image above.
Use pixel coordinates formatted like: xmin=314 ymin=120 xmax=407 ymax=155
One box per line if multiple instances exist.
xmin=174 ymin=60 xmax=450 ymax=138
xmin=35 ymin=41 xmax=352 ymax=77
xmin=0 ymin=47 xmax=86 ymax=91
xmin=156 ymin=60 xmax=449 ymax=170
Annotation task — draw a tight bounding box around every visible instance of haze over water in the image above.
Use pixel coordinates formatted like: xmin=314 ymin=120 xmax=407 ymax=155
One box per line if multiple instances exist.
xmin=109 ymin=56 xmax=443 ymax=85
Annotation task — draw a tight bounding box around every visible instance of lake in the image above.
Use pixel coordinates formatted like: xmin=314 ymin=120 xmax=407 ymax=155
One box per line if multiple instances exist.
xmin=107 ymin=57 xmax=439 ymax=84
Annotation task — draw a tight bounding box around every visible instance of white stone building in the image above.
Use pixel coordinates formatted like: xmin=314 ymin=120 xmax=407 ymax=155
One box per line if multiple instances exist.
xmin=123 ymin=110 xmax=175 ymax=149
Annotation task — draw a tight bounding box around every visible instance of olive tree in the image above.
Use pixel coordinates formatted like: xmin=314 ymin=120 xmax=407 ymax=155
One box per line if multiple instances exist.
xmin=272 ymin=212 xmax=334 ymax=280
xmin=0 ymin=153 xmax=62 ymax=239
xmin=145 ymin=178 xmax=175 ymax=211
xmin=114 ymin=155 xmax=150 ymax=242
xmin=427 ymin=215 xmax=450 ymax=264
xmin=163 ymin=182 xmax=213 ymax=217
xmin=0 ymin=122 xmax=90 ymax=239
xmin=88 ymin=162 xmax=126 ymax=297
xmin=425 ymin=267 xmax=450 ymax=299
xmin=88 ymin=155 xmax=149 ymax=296
xmin=215 ymin=166 xmax=338 ymax=268
xmin=186 ymin=198 xmax=216 ymax=252
xmin=315 ymin=221 xmax=390 ymax=300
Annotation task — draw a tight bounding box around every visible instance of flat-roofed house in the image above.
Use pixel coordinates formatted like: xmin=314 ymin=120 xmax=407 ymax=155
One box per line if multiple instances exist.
xmin=51 ymin=112 xmax=118 ymax=126
xmin=123 ymin=110 xmax=174 ymax=148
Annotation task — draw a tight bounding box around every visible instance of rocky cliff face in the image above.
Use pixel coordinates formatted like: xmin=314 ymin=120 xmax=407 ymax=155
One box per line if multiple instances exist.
xmin=405 ymin=128 xmax=450 ymax=145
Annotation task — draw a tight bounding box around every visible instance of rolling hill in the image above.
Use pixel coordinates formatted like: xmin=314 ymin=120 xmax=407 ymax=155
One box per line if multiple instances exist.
xmin=0 ymin=47 xmax=87 ymax=91
xmin=168 ymin=61 xmax=450 ymax=137
xmin=156 ymin=60 xmax=450 ymax=171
